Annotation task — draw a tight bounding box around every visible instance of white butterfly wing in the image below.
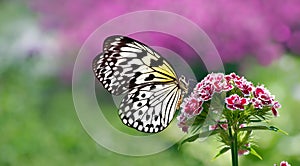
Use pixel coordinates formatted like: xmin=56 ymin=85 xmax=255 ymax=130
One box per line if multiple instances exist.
xmin=119 ymin=83 xmax=181 ymax=133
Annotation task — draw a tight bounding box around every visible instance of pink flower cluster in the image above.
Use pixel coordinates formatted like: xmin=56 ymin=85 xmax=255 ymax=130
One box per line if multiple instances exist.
xmin=178 ymin=72 xmax=281 ymax=132
xmin=178 ymin=73 xmax=231 ymax=132
xmin=195 ymin=73 xmax=233 ymax=101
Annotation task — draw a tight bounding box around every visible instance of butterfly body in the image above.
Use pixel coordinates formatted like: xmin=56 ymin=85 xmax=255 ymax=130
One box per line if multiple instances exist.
xmin=93 ymin=35 xmax=187 ymax=133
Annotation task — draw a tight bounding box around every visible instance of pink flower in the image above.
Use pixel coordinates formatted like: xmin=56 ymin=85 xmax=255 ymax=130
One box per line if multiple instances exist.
xmin=252 ymin=85 xmax=281 ymax=117
xmin=226 ymin=94 xmax=249 ymax=110
xmin=238 ymin=149 xmax=249 ymax=156
xmin=182 ymin=96 xmax=204 ymax=116
xmin=272 ymin=101 xmax=281 ymax=117
xmin=253 ymin=86 xmax=274 ymax=105
xmin=238 ymin=143 xmax=250 ymax=156
xmin=226 ymin=73 xmax=243 ymax=83
xmin=211 ymin=73 xmax=230 ymax=92
xmin=178 ymin=94 xmax=204 ymax=132
xmin=215 ymin=73 xmax=233 ymax=91
xmin=235 ymin=79 xmax=254 ymax=96
xmin=280 ymin=161 xmax=291 ymax=166
xmin=274 ymin=161 xmax=291 ymax=166
xmin=252 ymin=98 xmax=263 ymax=109
xmin=239 ymin=124 xmax=247 ymax=128
xmin=227 ymin=73 xmax=241 ymax=80
xmin=197 ymin=83 xmax=215 ymax=101
xmin=177 ymin=114 xmax=189 ymax=132
xmin=209 ymin=123 xmax=228 ymax=131
xmin=226 ymin=73 xmax=254 ymax=95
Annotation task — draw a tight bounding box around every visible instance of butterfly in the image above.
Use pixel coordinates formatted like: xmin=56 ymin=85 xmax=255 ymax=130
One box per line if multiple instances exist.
xmin=92 ymin=35 xmax=188 ymax=133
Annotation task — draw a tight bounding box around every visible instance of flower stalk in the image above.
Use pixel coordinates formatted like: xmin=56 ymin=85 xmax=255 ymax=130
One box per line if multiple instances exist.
xmin=229 ymin=125 xmax=239 ymax=166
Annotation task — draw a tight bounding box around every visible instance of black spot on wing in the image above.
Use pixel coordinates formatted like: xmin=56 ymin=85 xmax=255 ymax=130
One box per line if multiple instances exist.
xmin=146 ymin=115 xmax=151 ymax=120
xmin=145 ymin=99 xmax=150 ymax=107
xmin=113 ymin=53 xmax=120 ymax=57
xmin=137 ymin=49 xmax=148 ymax=58
xmin=128 ymin=72 xmax=142 ymax=88
xmin=150 ymin=58 xmax=164 ymax=67
xmin=135 ymin=72 xmax=142 ymax=77
xmin=129 ymin=78 xmax=136 ymax=89
xmin=150 ymin=85 xmax=156 ymax=90
xmin=154 ymin=115 xmax=159 ymax=121
xmin=131 ymin=64 xmax=140 ymax=70
xmin=144 ymin=74 xmax=155 ymax=81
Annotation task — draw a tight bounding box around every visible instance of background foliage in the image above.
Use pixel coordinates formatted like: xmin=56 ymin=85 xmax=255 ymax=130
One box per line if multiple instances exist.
xmin=1 ymin=1 xmax=300 ymax=165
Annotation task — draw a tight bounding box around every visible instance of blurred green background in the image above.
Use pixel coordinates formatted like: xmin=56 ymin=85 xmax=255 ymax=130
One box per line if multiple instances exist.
xmin=1 ymin=1 xmax=300 ymax=166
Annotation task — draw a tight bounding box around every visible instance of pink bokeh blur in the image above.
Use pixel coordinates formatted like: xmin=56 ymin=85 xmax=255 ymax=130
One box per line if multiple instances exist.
xmin=31 ymin=0 xmax=300 ymax=65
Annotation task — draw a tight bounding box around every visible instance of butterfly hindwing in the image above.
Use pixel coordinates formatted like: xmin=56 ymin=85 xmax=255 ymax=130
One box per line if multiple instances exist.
xmin=119 ymin=83 xmax=181 ymax=133
xmin=93 ymin=35 xmax=177 ymax=95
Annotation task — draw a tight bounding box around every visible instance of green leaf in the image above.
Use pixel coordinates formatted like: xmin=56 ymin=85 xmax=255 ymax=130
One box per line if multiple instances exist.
xmin=178 ymin=129 xmax=222 ymax=149
xmin=213 ymin=147 xmax=230 ymax=159
xmin=178 ymin=134 xmax=199 ymax=150
xmin=269 ymin=126 xmax=288 ymax=135
xmin=238 ymin=125 xmax=288 ymax=135
xmin=249 ymin=119 xmax=263 ymax=123
xmin=249 ymin=147 xmax=263 ymax=160
xmin=181 ymin=134 xmax=199 ymax=144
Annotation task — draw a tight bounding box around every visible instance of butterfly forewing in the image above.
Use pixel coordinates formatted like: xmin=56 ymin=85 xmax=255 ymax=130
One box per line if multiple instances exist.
xmin=93 ymin=35 xmax=185 ymax=133
xmin=93 ymin=36 xmax=177 ymax=95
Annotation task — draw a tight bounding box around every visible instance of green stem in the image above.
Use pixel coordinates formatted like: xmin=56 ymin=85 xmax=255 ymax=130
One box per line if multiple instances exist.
xmin=233 ymin=129 xmax=238 ymax=166
xmin=229 ymin=126 xmax=238 ymax=166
